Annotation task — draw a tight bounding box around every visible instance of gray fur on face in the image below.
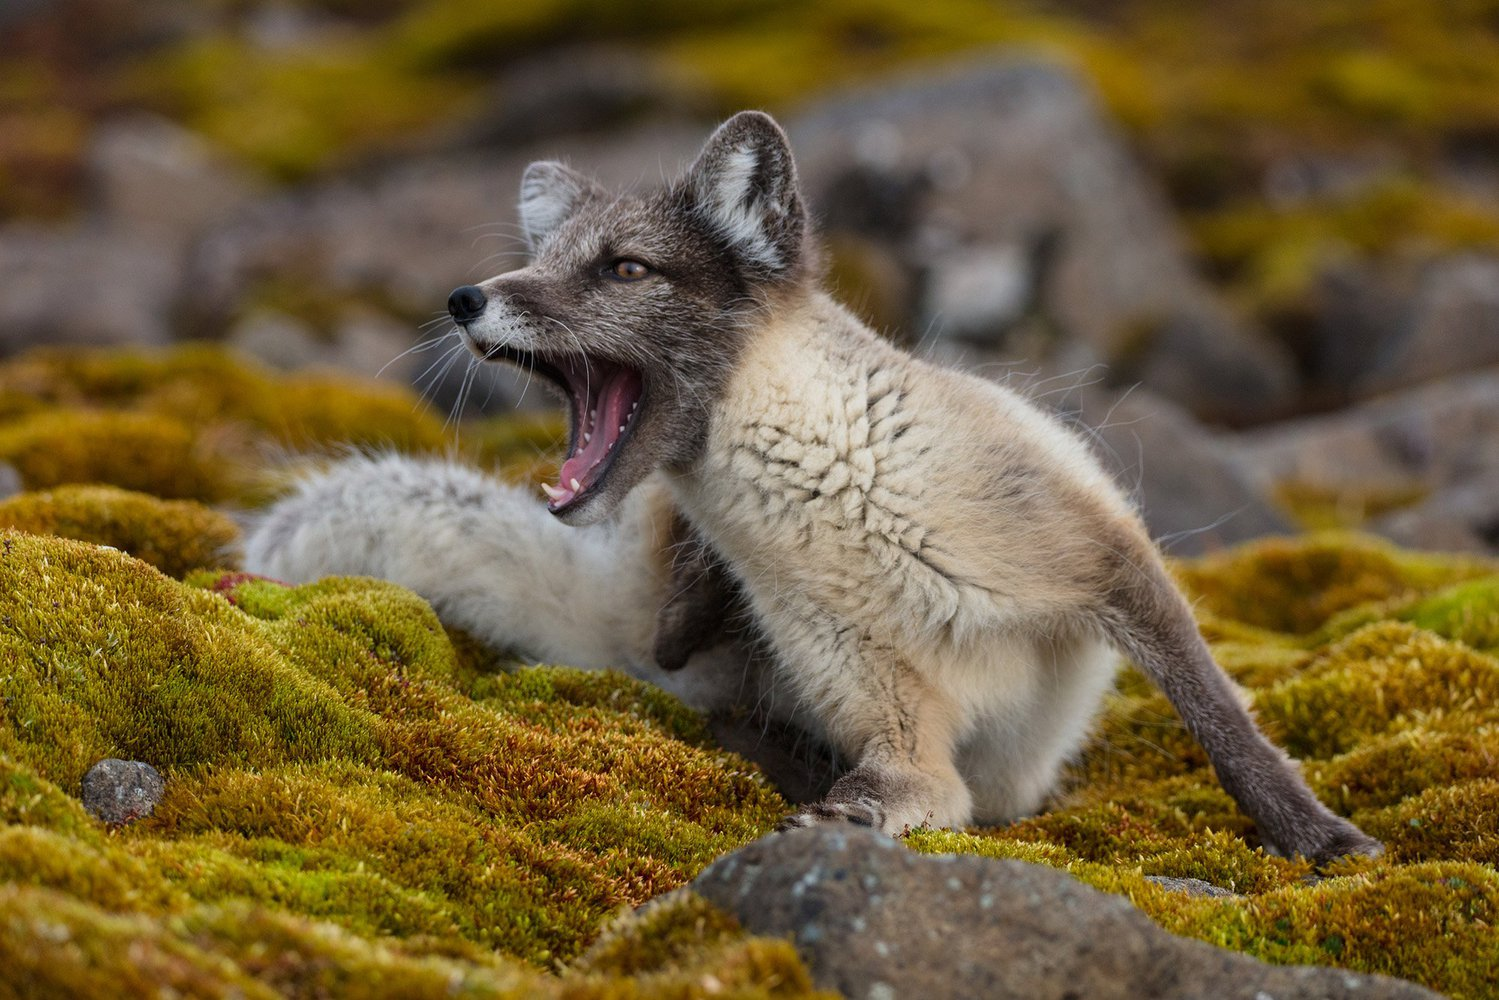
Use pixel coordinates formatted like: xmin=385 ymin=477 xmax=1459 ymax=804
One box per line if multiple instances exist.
xmin=456 ymin=113 xmax=819 ymax=526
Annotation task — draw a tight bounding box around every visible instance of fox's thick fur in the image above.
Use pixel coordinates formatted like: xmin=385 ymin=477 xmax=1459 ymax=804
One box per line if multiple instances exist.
xmin=245 ymin=112 xmax=1379 ymax=862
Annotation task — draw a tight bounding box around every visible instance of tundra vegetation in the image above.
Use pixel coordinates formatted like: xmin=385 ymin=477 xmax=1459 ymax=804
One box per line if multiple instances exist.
xmin=0 ymin=348 xmax=1494 ymax=998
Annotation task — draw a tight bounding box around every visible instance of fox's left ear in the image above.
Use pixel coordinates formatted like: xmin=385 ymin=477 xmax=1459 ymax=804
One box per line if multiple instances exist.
xmin=518 ymin=161 xmax=602 ymax=253
xmin=684 ymin=111 xmax=807 ymax=278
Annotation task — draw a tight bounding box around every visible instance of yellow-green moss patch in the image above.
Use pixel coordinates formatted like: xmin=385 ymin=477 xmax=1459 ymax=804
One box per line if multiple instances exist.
xmin=0 ymin=530 xmax=790 ymax=985
xmin=903 ymin=533 xmax=1499 ymax=998
xmin=0 ymin=485 xmax=240 ymax=578
xmin=0 ymin=346 xmax=452 ymax=504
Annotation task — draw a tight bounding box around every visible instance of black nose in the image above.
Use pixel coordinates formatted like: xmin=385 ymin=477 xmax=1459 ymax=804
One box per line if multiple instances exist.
xmin=447 ymin=285 xmax=487 ymax=323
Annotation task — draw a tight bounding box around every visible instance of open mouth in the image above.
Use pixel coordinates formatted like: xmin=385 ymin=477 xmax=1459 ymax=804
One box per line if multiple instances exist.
xmin=485 ymin=346 xmax=644 ymax=513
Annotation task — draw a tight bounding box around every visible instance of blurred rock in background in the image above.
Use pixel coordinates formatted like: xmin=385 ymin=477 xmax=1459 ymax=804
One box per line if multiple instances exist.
xmin=3 ymin=0 xmax=1499 ymax=555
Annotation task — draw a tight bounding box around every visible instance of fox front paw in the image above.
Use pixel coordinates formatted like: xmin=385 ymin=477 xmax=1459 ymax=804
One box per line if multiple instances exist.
xmin=775 ymin=798 xmax=886 ymax=832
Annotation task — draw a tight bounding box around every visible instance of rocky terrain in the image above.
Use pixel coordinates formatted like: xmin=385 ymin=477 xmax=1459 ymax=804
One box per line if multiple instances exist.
xmin=3 ymin=1 xmax=1499 ymax=997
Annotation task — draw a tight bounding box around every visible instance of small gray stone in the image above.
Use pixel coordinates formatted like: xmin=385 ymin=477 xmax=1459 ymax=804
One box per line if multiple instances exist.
xmin=0 ymin=461 xmax=22 ymax=500
xmin=1143 ymin=875 xmax=1241 ymax=899
xmin=80 ymin=758 xmax=165 ymax=826
xmin=691 ymin=825 xmax=1438 ymax=1000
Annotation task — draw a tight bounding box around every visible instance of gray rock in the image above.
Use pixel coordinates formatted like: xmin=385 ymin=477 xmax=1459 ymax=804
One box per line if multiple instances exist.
xmin=788 ymin=57 xmax=1298 ymax=423
xmin=226 ymin=310 xmax=328 ymax=371
xmin=80 ymin=758 xmax=165 ymax=825
xmin=920 ymin=241 xmax=1035 ymax=342
xmin=1372 ymin=473 xmax=1499 ymax=556
xmin=691 ymin=825 xmax=1438 ymax=1000
xmin=1143 ymin=875 xmax=1240 ymax=899
xmin=0 ymin=224 xmax=178 ymax=353
xmin=442 ymin=46 xmax=704 ymax=150
xmin=85 ymin=113 xmax=260 ymax=248
xmin=1234 ymin=370 xmax=1499 ymax=501
xmin=175 ymin=123 xmax=707 ymax=349
xmin=1305 ymin=259 xmax=1416 ymax=393
xmin=1073 ymin=387 xmax=1293 ymax=555
xmin=1361 ymin=254 xmax=1499 ymax=394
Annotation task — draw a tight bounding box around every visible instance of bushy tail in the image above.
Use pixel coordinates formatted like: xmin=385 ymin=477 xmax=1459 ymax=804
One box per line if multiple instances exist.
xmin=243 ymin=452 xmax=662 ymax=673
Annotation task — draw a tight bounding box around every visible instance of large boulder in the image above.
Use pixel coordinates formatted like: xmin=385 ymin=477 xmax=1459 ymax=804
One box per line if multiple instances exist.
xmin=691 ymin=825 xmax=1439 ymax=1000
xmin=787 ymin=58 xmax=1298 ymax=423
xmin=0 ymin=224 xmax=178 ymax=353
xmin=1072 ymin=386 xmax=1293 ymax=554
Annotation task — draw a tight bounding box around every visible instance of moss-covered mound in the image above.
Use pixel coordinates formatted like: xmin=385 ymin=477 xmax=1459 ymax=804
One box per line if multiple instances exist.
xmin=0 ymin=345 xmax=449 ymax=504
xmin=0 ymin=530 xmax=812 ymax=996
xmin=908 ymin=533 xmax=1499 ymax=1000
xmin=0 ymin=345 xmax=569 ymax=508
xmin=0 ymin=341 xmax=1494 ymax=999
xmin=0 ymin=485 xmax=241 ymax=578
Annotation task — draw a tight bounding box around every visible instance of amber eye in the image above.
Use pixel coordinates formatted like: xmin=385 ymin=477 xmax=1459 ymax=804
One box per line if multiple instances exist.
xmin=610 ymin=259 xmax=651 ymax=281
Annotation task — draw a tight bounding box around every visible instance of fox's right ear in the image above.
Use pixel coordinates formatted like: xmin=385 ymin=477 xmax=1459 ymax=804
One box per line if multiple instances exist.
xmin=684 ymin=111 xmax=807 ymax=279
xmin=518 ymin=161 xmax=599 ymax=253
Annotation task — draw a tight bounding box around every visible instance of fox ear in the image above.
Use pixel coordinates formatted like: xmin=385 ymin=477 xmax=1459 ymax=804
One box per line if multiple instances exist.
xmin=685 ymin=111 xmax=806 ymax=277
xmin=518 ymin=161 xmax=599 ymax=253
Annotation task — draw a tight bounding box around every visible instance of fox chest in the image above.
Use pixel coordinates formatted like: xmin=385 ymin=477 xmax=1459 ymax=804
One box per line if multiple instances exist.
xmin=677 ymin=362 xmax=973 ymax=635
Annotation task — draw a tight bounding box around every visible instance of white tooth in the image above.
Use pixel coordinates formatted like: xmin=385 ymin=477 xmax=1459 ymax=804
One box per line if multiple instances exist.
xmin=569 ymin=477 xmax=582 ymax=492
xmin=540 ymin=483 xmax=565 ymax=501
xmin=618 ymin=425 xmax=626 ymax=433
xmin=582 ymin=432 xmax=591 ymax=444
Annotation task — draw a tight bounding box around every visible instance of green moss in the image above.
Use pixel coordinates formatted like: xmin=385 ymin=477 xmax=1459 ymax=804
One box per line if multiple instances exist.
xmin=1398 ymin=577 xmax=1499 ymax=652
xmin=0 ymin=346 xmax=451 ymax=504
xmin=2 ymin=341 xmax=1496 ymax=994
xmin=0 ymin=485 xmax=240 ymax=578
xmin=572 ymin=891 xmax=829 ymax=997
xmin=896 ymin=534 xmax=1499 ymax=997
xmin=1171 ymin=533 xmax=1491 ymax=637
xmin=0 ymin=530 xmax=794 ymax=988
xmin=0 ymin=410 xmax=230 ymax=502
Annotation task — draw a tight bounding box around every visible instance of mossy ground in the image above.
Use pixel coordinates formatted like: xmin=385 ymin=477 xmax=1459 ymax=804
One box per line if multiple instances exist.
xmin=909 ymin=533 xmax=1499 ymax=1000
xmin=0 ymin=530 xmax=811 ymax=997
xmin=0 ymin=349 xmax=1495 ymax=997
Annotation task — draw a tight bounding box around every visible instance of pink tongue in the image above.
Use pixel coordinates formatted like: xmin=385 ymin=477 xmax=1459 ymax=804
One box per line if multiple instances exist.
xmin=552 ymin=369 xmax=642 ymax=505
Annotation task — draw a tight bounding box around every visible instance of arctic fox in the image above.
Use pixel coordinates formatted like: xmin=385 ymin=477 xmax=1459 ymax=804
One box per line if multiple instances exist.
xmin=247 ymin=112 xmax=1379 ymax=862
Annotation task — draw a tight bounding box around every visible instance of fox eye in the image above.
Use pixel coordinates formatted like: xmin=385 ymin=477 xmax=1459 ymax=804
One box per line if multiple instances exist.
xmin=609 ymin=259 xmax=652 ymax=281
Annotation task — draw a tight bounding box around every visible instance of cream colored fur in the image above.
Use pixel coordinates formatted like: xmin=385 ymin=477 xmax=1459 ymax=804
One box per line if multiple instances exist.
xmin=668 ymin=292 xmax=1131 ymax=830
xmin=242 ymin=454 xmax=753 ymax=714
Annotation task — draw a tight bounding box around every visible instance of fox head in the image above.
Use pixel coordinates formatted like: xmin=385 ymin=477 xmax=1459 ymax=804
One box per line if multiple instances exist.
xmin=448 ymin=111 xmax=815 ymax=525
